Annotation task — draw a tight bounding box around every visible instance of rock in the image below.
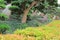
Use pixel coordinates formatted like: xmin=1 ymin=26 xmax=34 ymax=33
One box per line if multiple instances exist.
xmin=2 ymin=4 xmax=11 ymax=19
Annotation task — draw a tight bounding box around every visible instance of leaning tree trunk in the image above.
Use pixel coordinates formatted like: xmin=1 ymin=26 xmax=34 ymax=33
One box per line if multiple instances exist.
xmin=22 ymin=1 xmax=37 ymax=23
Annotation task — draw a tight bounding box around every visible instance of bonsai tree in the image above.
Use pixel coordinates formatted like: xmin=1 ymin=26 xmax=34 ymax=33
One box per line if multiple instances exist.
xmin=9 ymin=0 xmax=58 ymax=23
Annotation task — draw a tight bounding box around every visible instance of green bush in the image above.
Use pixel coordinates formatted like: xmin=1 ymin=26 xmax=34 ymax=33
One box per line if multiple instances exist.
xmin=0 ymin=23 xmax=10 ymax=34
xmin=14 ymin=27 xmax=43 ymax=37
xmin=14 ymin=27 xmax=45 ymax=40
xmin=0 ymin=13 xmax=8 ymax=20
xmin=14 ymin=21 xmax=60 ymax=40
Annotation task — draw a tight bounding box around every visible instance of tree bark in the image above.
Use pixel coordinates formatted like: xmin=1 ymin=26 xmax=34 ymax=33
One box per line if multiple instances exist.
xmin=22 ymin=1 xmax=37 ymax=23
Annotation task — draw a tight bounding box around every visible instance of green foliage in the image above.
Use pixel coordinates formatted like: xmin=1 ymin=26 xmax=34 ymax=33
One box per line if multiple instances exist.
xmin=10 ymin=0 xmax=58 ymax=23
xmin=27 ymin=20 xmax=41 ymax=26
xmin=54 ymin=8 xmax=60 ymax=16
xmin=11 ymin=1 xmax=19 ymax=6
xmin=0 ymin=13 xmax=8 ymax=20
xmin=1 ymin=20 xmax=29 ymax=33
xmin=9 ymin=6 xmax=20 ymax=11
xmin=0 ymin=0 xmax=5 ymax=8
xmin=43 ymin=0 xmax=49 ymax=8
xmin=19 ymin=23 xmax=28 ymax=29
xmin=14 ymin=20 xmax=60 ymax=40
xmin=0 ymin=23 xmax=10 ymax=34
xmin=14 ymin=27 xmax=43 ymax=37
xmin=0 ymin=5 xmax=5 ymax=8
xmin=11 ymin=0 xmax=58 ymax=13
xmin=0 ymin=0 xmax=5 ymax=4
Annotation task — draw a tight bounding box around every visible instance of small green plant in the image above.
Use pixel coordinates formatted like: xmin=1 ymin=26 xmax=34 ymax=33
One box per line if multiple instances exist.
xmin=0 ymin=13 xmax=8 ymax=20
xmin=0 ymin=23 xmax=10 ymax=34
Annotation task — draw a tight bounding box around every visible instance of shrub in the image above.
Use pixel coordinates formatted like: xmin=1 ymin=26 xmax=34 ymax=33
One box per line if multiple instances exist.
xmin=0 ymin=13 xmax=8 ymax=20
xmin=0 ymin=23 xmax=10 ymax=34
xmin=14 ymin=20 xmax=60 ymax=40
xmin=14 ymin=27 xmax=43 ymax=37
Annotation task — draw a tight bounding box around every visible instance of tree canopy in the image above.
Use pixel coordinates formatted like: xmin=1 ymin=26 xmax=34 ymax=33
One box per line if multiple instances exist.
xmin=8 ymin=0 xmax=58 ymax=23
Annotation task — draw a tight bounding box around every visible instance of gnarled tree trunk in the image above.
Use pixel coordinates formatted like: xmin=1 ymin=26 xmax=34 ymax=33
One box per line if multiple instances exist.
xmin=22 ymin=1 xmax=37 ymax=23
